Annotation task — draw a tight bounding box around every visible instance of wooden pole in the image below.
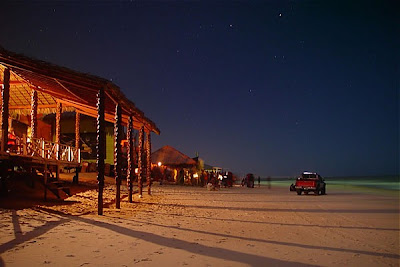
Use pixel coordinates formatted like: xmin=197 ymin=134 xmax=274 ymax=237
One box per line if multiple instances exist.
xmin=55 ymin=102 xmax=62 ymax=158
xmin=1 ymin=68 xmax=10 ymax=153
xmin=74 ymin=111 xmax=80 ymax=184
xmin=96 ymin=87 xmax=105 ymax=215
xmin=31 ymin=90 xmax=38 ymax=139
xmin=75 ymin=111 xmax=80 ymax=149
xmin=44 ymin=162 xmax=48 ymax=201
xmin=146 ymin=131 xmax=152 ymax=195
xmin=114 ymin=104 xmax=122 ymax=209
xmin=127 ymin=115 xmax=133 ymax=203
xmin=55 ymin=102 xmax=62 ymax=179
xmin=138 ymin=125 xmax=144 ymax=197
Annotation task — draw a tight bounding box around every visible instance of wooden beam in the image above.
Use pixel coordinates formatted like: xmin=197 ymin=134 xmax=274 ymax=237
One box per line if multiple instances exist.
xmin=59 ymin=98 xmax=149 ymax=130
xmin=9 ymin=104 xmax=57 ymax=109
xmin=54 ymin=78 xmax=89 ymax=104
xmin=8 ymin=68 xmax=82 ymax=103
xmin=0 ymin=80 xmax=26 ymax=86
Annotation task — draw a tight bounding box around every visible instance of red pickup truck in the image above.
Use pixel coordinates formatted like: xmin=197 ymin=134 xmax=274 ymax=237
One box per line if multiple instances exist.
xmin=293 ymin=172 xmax=326 ymax=195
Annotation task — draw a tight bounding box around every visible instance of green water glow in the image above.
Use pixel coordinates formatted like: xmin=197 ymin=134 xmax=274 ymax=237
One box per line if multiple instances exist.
xmin=258 ymin=175 xmax=400 ymax=191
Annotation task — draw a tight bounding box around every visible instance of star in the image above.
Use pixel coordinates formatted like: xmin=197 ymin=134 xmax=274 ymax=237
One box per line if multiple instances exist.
xmin=279 ymin=13 xmax=282 ymax=17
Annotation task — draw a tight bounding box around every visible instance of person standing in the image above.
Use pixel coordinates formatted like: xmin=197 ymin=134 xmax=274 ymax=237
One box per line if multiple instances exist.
xmin=258 ymin=176 xmax=261 ymax=187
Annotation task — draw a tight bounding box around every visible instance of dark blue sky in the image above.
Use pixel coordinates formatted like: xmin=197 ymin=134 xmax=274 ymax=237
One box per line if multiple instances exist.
xmin=1 ymin=1 xmax=398 ymax=177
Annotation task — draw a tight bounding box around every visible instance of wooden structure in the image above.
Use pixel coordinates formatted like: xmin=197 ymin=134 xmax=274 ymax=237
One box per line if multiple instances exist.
xmin=151 ymin=146 xmax=197 ymax=184
xmin=151 ymin=146 xmax=196 ymax=168
xmin=0 ymin=46 xmax=159 ymax=214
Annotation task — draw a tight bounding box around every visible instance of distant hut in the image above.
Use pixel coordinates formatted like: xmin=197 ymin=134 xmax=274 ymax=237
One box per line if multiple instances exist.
xmin=151 ymin=145 xmax=196 ymax=184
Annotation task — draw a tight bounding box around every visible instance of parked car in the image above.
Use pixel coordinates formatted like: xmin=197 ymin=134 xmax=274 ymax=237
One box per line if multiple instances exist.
xmin=293 ymin=172 xmax=326 ymax=195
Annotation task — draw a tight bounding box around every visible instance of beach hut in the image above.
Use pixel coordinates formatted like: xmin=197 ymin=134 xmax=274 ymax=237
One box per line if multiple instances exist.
xmin=0 ymin=46 xmax=160 ymax=214
xmin=151 ymin=145 xmax=197 ymax=184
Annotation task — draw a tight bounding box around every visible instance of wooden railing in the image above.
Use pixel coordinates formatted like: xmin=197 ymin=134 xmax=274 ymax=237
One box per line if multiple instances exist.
xmin=12 ymin=136 xmax=80 ymax=163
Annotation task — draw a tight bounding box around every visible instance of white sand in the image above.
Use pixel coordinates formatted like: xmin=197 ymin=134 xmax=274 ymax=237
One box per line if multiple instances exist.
xmin=0 ymin=177 xmax=399 ymax=266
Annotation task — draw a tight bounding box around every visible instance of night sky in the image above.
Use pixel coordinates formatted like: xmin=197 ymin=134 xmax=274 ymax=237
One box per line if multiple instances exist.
xmin=0 ymin=1 xmax=398 ymax=177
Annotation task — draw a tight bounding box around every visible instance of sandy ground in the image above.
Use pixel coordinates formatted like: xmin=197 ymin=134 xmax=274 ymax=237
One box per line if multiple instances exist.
xmin=0 ymin=174 xmax=399 ymax=266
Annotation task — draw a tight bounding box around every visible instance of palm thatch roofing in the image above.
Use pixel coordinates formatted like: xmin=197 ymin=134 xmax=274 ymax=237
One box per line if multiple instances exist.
xmin=0 ymin=46 xmax=159 ymax=134
xmin=151 ymin=145 xmax=196 ymax=168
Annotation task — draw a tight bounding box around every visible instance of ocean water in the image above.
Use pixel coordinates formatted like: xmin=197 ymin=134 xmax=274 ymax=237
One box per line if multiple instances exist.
xmin=259 ymin=175 xmax=400 ymax=191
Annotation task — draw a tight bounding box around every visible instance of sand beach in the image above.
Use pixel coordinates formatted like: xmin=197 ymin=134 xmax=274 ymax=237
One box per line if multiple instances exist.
xmin=0 ymin=174 xmax=399 ymax=267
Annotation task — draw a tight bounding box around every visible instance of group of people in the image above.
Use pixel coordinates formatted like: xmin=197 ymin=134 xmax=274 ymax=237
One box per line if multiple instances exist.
xmin=241 ymin=175 xmax=271 ymax=189
xmin=241 ymin=173 xmax=255 ymax=188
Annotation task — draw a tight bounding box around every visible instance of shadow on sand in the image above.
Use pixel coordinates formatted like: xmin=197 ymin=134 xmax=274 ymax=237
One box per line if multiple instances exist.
xmin=135 ymin=201 xmax=400 ymax=214
xmin=1 ymin=207 xmax=316 ymax=266
xmin=37 ymin=207 xmax=400 ymax=261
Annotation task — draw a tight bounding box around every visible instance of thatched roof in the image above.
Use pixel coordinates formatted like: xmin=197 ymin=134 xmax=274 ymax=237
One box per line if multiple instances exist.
xmin=151 ymin=146 xmax=196 ymax=168
xmin=0 ymin=46 xmax=159 ymax=134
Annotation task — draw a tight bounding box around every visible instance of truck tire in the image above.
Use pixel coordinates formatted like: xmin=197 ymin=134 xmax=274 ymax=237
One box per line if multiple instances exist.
xmin=315 ymin=190 xmax=319 ymax=195
xmin=296 ymin=190 xmax=302 ymax=195
xmin=321 ymin=187 xmax=326 ymax=195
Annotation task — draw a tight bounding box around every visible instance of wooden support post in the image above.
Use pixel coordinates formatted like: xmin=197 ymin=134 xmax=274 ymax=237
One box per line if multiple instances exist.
xmin=1 ymin=68 xmax=10 ymax=153
xmin=146 ymin=131 xmax=152 ymax=195
xmin=56 ymin=165 xmax=60 ymax=181
xmin=114 ymin=104 xmax=122 ymax=209
xmin=44 ymin=162 xmax=48 ymax=201
xmin=31 ymin=90 xmax=38 ymax=139
xmin=55 ymin=102 xmax=62 ymax=158
xmin=55 ymin=102 xmax=62 ymax=180
xmin=96 ymin=87 xmax=105 ymax=215
xmin=75 ymin=111 xmax=80 ymax=150
xmin=127 ymin=115 xmax=133 ymax=203
xmin=74 ymin=111 xmax=80 ymax=184
xmin=138 ymin=125 xmax=144 ymax=197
